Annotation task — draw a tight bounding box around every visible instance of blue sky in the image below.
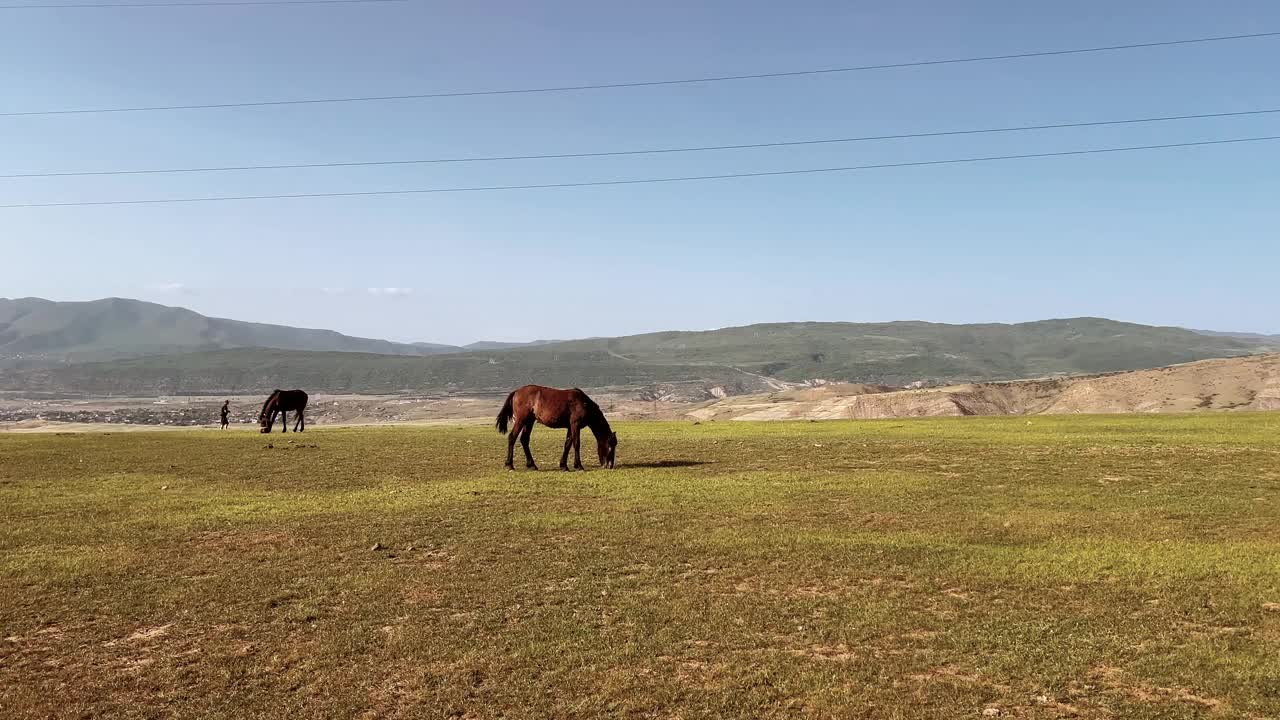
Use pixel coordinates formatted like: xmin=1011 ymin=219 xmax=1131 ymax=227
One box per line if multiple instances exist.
xmin=2 ymin=0 xmax=1278 ymax=344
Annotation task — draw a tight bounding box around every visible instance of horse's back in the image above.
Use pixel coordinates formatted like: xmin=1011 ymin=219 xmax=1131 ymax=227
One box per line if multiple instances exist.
xmin=269 ymin=389 xmax=307 ymax=410
xmin=513 ymin=384 xmax=567 ymax=405
xmin=510 ymin=385 xmax=577 ymax=428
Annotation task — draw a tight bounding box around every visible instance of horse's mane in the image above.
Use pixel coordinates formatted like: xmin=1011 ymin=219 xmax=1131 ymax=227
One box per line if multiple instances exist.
xmin=575 ymin=388 xmax=611 ymax=435
xmin=259 ymin=389 xmax=281 ymax=419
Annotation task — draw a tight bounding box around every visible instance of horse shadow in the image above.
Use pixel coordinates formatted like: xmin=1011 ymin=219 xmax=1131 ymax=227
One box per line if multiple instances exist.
xmin=623 ymin=460 xmax=708 ymax=469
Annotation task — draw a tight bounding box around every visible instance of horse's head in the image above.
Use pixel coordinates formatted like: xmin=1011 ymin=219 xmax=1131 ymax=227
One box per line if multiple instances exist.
xmin=598 ymin=431 xmax=617 ymax=469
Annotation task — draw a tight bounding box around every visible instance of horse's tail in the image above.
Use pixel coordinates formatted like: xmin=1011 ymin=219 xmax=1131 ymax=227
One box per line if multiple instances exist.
xmin=495 ymin=391 xmax=516 ymax=434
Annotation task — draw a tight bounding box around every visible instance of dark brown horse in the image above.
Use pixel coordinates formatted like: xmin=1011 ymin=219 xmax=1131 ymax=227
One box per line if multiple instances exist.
xmin=259 ymin=389 xmax=308 ymax=433
xmin=496 ymin=385 xmax=617 ymax=471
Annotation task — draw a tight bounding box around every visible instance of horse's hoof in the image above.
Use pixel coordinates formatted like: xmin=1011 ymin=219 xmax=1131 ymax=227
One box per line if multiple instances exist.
xmin=527 ymin=464 xmax=538 ymax=471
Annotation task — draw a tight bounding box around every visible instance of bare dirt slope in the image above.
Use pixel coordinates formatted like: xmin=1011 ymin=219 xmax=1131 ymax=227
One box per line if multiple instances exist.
xmin=688 ymin=353 xmax=1280 ymax=421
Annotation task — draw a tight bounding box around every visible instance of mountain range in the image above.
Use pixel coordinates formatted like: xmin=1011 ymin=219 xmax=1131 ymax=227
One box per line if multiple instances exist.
xmin=1 ymin=297 xmax=1274 ymax=397
xmin=0 ymin=297 xmax=550 ymax=368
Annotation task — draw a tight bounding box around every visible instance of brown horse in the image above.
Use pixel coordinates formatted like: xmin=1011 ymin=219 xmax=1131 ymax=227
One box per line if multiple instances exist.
xmin=496 ymin=385 xmax=617 ymax=471
xmin=259 ymin=389 xmax=308 ymax=433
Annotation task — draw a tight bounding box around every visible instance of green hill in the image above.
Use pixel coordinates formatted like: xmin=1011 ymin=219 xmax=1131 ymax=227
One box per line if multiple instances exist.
xmin=0 ymin=348 xmax=753 ymax=397
xmin=0 ymin=318 xmax=1263 ymax=397
xmin=0 ymin=297 xmax=457 ymax=367
xmin=539 ymin=318 xmax=1263 ymax=382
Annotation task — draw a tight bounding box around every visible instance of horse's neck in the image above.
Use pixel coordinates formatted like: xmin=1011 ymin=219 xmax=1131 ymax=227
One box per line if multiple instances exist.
xmin=586 ymin=413 xmax=611 ymax=439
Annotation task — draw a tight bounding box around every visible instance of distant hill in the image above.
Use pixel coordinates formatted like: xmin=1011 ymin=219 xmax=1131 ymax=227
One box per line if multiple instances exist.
xmin=462 ymin=340 xmax=561 ymax=351
xmin=1191 ymin=329 xmax=1280 ymax=347
xmin=0 ymin=297 xmax=459 ymax=367
xmin=0 ymin=348 xmax=761 ymax=397
xmin=530 ymin=318 xmax=1264 ymax=382
xmin=1 ymin=317 xmax=1265 ymax=397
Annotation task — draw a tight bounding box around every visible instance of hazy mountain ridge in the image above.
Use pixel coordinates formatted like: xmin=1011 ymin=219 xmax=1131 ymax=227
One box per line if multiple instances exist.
xmin=0 ymin=297 xmax=460 ymax=367
xmin=461 ymin=340 xmax=562 ymax=351
xmin=1191 ymin=328 xmax=1280 ymax=345
xmin=0 ymin=298 xmax=587 ymax=368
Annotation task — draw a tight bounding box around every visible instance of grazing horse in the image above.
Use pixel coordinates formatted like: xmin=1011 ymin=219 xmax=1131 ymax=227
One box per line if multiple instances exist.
xmin=496 ymin=385 xmax=617 ymax=471
xmin=259 ymin=389 xmax=308 ymax=433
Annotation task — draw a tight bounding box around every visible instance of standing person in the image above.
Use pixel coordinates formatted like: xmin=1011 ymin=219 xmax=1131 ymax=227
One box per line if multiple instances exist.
xmin=220 ymin=400 xmax=230 ymax=430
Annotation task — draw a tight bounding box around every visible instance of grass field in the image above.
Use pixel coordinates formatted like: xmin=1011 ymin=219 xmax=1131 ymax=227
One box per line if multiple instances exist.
xmin=2 ymin=415 xmax=1279 ymax=719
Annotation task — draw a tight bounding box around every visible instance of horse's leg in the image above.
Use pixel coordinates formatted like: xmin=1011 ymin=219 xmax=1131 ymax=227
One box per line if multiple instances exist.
xmin=295 ymin=409 xmax=304 ymax=432
xmin=504 ymin=418 xmax=520 ymax=470
xmin=520 ymin=423 xmax=537 ymax=470
xmin=571 ymin=423 xmax=584 ymax=471
xmin=560 ymin=430 xmax=572 ymax=471
xmin=280 ymin=409 xmax=288 ymax=433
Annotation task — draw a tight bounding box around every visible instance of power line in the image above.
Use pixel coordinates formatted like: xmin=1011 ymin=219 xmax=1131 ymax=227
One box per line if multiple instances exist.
xmin=4 ymin=107 xmax=1278 ymax=179
xmin=3 ymin=135 xmax=1275 ymax=209
xmin=2 ymin=30 xmax=1276 ymax=117
xmin=1 ymin=0 xmax=405 ymax=7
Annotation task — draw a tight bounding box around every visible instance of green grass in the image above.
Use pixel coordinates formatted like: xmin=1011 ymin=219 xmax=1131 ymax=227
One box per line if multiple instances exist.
xmin=2 ymin=414 xmax=1279 ymax=719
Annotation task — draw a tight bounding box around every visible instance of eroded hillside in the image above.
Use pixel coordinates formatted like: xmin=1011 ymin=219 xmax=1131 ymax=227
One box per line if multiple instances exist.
xmin=687 ymin=354 xmax=1280 ymax=421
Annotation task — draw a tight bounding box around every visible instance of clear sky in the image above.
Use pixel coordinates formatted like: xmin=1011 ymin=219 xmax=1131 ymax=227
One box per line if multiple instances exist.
xmin=2 ymin=0 xmax=1278 ymax=344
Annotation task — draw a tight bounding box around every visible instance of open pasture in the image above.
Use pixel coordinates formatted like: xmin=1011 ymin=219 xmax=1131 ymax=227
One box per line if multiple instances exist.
xmin=2 ymin=415 xmax=1279 ymax=719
